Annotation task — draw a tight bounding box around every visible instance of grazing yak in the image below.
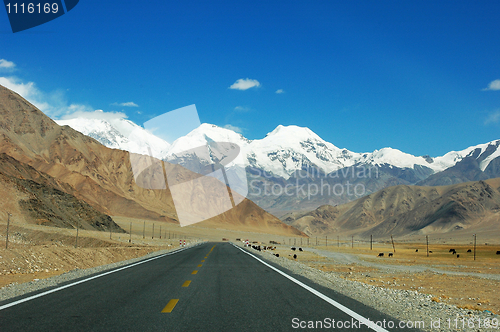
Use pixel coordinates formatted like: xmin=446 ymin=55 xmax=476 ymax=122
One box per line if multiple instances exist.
xmin=377 ymin=253 xmax=384 ymax=257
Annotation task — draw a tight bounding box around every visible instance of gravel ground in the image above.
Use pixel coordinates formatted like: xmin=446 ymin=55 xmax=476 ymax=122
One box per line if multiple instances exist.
xmin=308 ymin=248 xmax=500 ymax=281
xmin=0 ymin=243 xmax=203 ymax=303
xmin=240 ymin=244 xmax=500 ymax=332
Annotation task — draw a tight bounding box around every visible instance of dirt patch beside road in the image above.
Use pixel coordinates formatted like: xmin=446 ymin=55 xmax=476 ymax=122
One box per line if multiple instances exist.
xmin=263 ymin=243 xmax=500 ymax=315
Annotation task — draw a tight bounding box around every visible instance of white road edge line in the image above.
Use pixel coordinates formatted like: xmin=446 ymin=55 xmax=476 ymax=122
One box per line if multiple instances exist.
xmin=233 ymin=244 xmax=389 ymax=332
xmin=0 ymin=244 xmax=199 ymax=311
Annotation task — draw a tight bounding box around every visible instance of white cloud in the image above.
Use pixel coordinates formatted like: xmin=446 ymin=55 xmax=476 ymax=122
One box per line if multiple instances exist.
xmin=0 ymin=76 xmax=49 ymax=110
xmin=61 ymin=109 xmax=128 ymax=121
xmin=0 ymin=59 xmax=15 ymax=69
xmin=485 ymin=110 xmax=500 ymax=125
xmin=234 ymin=106 xmax=251 ymax=112
xmin=275 ymin=89 xmax=284 ymax=94
xmin=223 ymin=124 xmax=243 ymax=133
xmin=112 ymin=101 xmax=139 ymax=107
xmin=0 ymin=76 xmax=92 ymax=118
xmin=483 ymin=79 xmax=500 ymax=91
xmin=229 ymin=78 xmax=260 ymax=90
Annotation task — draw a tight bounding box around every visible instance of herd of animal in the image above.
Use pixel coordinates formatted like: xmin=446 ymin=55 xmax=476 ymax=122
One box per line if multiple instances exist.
xmin=377 ymin=249 xmax=500 ymax=258
xmin=244 ymin=240 xmax=499 ymax=261
xmin=248 ymin=244 xmax=306 ymax=260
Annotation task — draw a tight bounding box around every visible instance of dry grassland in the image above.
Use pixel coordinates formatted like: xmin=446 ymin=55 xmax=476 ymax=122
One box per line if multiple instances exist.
xmin=266 ymin=241 xmax=500 ymax=314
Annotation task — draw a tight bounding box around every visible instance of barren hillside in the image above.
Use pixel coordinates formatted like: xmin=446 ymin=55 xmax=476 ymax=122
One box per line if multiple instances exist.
xmin=285 ymin=178 xmax=500 ymax=238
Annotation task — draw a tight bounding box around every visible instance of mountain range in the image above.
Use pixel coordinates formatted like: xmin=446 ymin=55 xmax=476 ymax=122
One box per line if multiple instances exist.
xmin=55 ymin=116 xmax=500 ymax=215
xmin=0 ymin=84 xmax=303 ymax=236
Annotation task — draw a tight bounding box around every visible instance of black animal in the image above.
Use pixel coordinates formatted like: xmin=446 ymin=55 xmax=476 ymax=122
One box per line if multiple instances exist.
xmin=429 ymin=251 xmax=433 ymax=253
xmin=291 ymin=247 xmax=296 ymax=251
xmin=450 ymin=249 xmax=456 ymax=255
xmin=298 ymin=248 xmax=303 ymax=252
xmin=377 ymin=253 xmax=384 ymax=257
xmin=388 ymin=253 xmax=393 ymax=257
xmin=415 ymin=249 xmax=418 ymax=252
xmin=449 ymin=249 xmax=455 ymax=252
xmin=457 ymin=254 xmax=460 ymax=258
xmin=496 ymin=251 xmax=500 ymax=255
xmin=293 ymin=254 xmax=297 ymax=259
xmin=275 ymin=254 xmax=279 ymax=257
xmin=467 ymin=249 xmax=472 ymax=253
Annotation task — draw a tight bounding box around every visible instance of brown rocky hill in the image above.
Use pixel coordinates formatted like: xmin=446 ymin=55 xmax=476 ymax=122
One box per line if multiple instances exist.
xmin=0 ymin=84 xmax=303 ymax=236
xmin=284 ymin=178 xmax=500 ymax=238
xmin=0 ymin=153 xmax=123 ymax=231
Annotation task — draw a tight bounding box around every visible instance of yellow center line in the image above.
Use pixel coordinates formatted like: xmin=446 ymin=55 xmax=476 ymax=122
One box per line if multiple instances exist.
xmin=192 ymin=270 xmax=198 ymax=274
xmin=161 ymin=299 xmax=179 ymax=313
xmin=201 ymin=260 xmax=205 ymax=262
xmin=197 ymin=264 xmax=202 ymax=267
xmin=182 ymin=280 xmax=191 ymax=287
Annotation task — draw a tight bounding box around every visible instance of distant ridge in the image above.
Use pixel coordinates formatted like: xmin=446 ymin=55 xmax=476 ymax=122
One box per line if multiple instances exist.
xmin=283 ymin=178 xmax=500 ymax=238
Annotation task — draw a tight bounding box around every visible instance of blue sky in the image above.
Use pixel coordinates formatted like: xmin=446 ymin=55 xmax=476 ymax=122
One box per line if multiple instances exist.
xmin=1 ymin=0 xmax=499 ymax=157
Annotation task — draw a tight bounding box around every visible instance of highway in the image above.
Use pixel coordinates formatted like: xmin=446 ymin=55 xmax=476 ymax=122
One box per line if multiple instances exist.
xmin=0 ymin=242 xmax=413 ymax=331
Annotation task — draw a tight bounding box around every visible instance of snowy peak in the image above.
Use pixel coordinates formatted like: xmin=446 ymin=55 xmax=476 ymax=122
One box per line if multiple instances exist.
xmin=266 ymin=124 xmax=322 ymax=140
xmin=168 ymin=123 xmax=250 ymax=156
xmin=432 ymin=139 xmax=500 ymax=172
xmin=358 ymin=147 xmax=438 ymax=171
xmin=55 ymin=117 xmax=170 ymax=158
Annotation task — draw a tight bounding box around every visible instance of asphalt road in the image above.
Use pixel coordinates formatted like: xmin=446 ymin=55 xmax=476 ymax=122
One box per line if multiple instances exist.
xmin=0 ymin=242 xmax=414 ymax=331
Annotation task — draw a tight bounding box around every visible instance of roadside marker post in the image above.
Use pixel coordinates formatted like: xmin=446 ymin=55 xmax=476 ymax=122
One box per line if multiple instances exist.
xmin=426 ymin=235 xmax=429 ymax=257
xmin=75 ymin=220 xmax=79 ymax=248
xmin=5 ymin=213 xmax=11 ymax=249
xmin=391 ymin=235 xmax=396 ymax=253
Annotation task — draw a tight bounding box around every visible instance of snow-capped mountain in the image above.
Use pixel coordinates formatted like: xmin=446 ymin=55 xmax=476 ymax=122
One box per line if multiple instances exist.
xmin=165 ymin=123 xmax=487 ymax=179
xmin=56 ymin=116 xmax=500 ymax=182
xmin=56 ymin=116 xmax=170 ymax=159
xmin=166 ymin=124 xmax=361 ymax=178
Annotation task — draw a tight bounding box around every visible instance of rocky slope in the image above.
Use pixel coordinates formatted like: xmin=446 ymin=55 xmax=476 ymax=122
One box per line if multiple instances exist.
xmin=0 ymin=153 xmax=122 ymax=231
